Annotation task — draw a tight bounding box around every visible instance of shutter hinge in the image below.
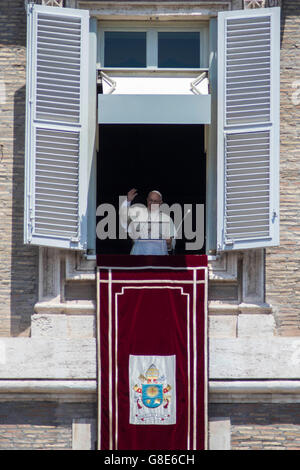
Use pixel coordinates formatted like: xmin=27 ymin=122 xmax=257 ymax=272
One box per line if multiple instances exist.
xmin=98 ymin=71 xmax=116 ymax=94
xmin=26 ymin=2 xmax=34 ymax=13
xmin=190 ymin=72 xmax=208 ymax=95
xmin=27 ymin=192 xmax=33 ymax=241
xmin=27 ymin=220 xmax=33 ymax=242
xmin=272 ymin=211 xmax=278 ymax=222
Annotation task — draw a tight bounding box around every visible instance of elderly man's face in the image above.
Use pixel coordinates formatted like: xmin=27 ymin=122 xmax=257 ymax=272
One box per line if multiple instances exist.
xmin=147 ymin=192 xmax=162 ymax=211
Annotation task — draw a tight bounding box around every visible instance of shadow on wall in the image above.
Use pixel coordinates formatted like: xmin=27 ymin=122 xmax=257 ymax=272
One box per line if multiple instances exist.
xmin=11 ymin=85 xmax=39 ymax=336
xmin=280 ymin=1 xmax=286 ymax=49
xmin=209 ymin=402 xmax=300 ymax=450
xmin=9 ymin=1 xmax=39 ymax=336
xmin=0 ymin=401 xmax=97 ymax=450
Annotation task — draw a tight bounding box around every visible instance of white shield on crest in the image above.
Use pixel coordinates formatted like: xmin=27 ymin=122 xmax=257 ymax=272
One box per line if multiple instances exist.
xmin=129 ymin=355 xmax=176 ymax=425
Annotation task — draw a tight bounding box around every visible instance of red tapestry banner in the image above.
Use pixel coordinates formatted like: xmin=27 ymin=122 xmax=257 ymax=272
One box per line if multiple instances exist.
xmin=97 ymin=255 xmax=208 ymax=451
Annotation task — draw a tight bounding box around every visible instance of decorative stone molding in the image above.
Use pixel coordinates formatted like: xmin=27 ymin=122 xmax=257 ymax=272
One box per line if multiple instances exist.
xmin=34 ymin=300 xmax=95 ymax=315
xmin=35 ymin=248 xmax=96 ymax=317
xmin=210 ymin=381 xmax=300 ymax=403
xmin=42 ymin=0 xmax=64 ymax=6
xmin=209 ymin=248 xmax=272 ymax=319
xmin=244 ymin=0 xmax=265 ymax=8
xmin=242 ymin=249 xmax=265 ymax=304
xmin=36 ymin=247 xmax=270 ymax=319
xmin=38 ymin=247 xmax=61 ymax=302
xmin=209 ymin=301 xmax=272 ymax=316
xmin=69 ymin=1 xmax=232 ymax=19
xmin=244 ymin=0 xmax=281 ymax=7
xmin=0 ymin=380 xmax=96 ymax=403
xmin=65 ymin=251 xmax=96 ymax=281
xmin=208 ymin=252 xmax=238 ymax=282
xmin=1 ymin=379 xmax=300 ymax=404
xmin=209 ymin=301 xmax=239 ymax=316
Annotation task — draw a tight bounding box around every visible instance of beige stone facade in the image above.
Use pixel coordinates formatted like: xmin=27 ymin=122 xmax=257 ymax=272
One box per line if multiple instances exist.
xmin=266 ymin=0 xmax=300 ymax=336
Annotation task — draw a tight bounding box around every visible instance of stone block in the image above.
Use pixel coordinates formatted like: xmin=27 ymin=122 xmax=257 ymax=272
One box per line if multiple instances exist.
xmin=209 ymin=418 xmax=231 ymax=450
xmin=31 ymin=314 xmax=95 ymax=339
xmin=209 ymin=315 xmax=237 ymax=338
xmin=237 ymin=315 xmax=276 ymax=338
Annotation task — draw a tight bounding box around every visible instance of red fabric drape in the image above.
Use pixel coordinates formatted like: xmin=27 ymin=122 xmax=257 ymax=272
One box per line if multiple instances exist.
xmin=97 ymin=255 xmax=208 ymax=450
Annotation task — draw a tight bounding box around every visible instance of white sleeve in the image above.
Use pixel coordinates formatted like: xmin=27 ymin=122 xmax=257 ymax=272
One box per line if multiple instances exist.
xmin=119 ymin=199 xmax=131 ymax=231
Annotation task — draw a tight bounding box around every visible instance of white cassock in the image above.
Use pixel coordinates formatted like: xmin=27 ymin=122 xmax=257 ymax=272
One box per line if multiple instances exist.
xmin=120 ymin=200 xmax=176 ymax=255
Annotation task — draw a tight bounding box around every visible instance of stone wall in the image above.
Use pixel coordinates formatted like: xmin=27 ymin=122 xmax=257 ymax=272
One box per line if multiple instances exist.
xmin=210 ymin=404 xmax=300 ymax=450
xmin=0 ymin=401 xmax=299 ymax=450
xmin=265 ymin=0 xmax=300 ymax=336
xmin=0 ymin=401 xmax=96 ymax=450
xmin=0 ymin=0 xmax=39 ymax=337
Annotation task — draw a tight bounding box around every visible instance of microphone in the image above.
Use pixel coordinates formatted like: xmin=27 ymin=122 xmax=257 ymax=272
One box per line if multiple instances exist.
xmin=174 ymin=209 xmax=191 ymax=239
xmin=169 ymin=209 xmax=191 ymax=254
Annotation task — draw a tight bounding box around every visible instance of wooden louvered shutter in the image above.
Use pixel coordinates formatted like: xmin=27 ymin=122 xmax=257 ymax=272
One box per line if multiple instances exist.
xmin=217 ymin=7 xmax=280 ymax=251
xmin=24 ymin=4 xmax=89 ymax=249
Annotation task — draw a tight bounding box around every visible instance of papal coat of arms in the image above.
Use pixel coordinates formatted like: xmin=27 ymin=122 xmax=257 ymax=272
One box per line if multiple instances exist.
xmin=129 ymin=356 xmax=176 ymax=425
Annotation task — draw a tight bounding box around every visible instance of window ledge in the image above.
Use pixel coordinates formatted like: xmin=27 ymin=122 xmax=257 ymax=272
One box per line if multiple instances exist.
xmin=34 ymin=300 xmax=96 ymax=315
xmin=209 ymin=301 xmax=273 ymax=316
xmin=98 ymin=67 xmax=209 ymax=73
xmin=84 ymin=254 xmax=219 ymax=262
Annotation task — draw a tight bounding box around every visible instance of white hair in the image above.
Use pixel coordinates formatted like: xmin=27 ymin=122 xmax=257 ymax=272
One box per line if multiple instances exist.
xmin=148 ymin=190 xmax=162 ymax=199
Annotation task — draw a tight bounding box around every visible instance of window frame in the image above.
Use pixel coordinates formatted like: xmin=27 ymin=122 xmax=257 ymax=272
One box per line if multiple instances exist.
xmin=97 ymin=21 xmax=209 ymax=71
xmin=24 ymin=5 xmax=280 ymax=256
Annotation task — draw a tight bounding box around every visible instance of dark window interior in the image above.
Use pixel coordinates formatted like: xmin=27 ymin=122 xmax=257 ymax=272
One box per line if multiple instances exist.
xmin=97 ymin=124 xmax=206 ymax=255
xmin=158 ymin=32 xmax=200 ymax=68
xmin=104 ymin=31 xmax=147 ymax=68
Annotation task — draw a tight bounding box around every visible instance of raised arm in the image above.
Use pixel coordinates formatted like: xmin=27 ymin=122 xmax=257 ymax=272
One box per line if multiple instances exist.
xmin=127 ymin=188 xmax=138 ymax=202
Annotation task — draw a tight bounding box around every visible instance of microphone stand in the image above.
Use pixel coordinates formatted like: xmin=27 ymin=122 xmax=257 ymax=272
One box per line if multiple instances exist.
xmin=170 ymin=209 xmax=191 ymax=255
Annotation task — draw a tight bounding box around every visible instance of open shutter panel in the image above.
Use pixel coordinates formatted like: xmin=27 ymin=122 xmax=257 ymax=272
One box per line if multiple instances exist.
xmin=217 ymin=7 xmax=280 ymax=251
xmin=24 ymin=4 xmax=89 ymax=249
